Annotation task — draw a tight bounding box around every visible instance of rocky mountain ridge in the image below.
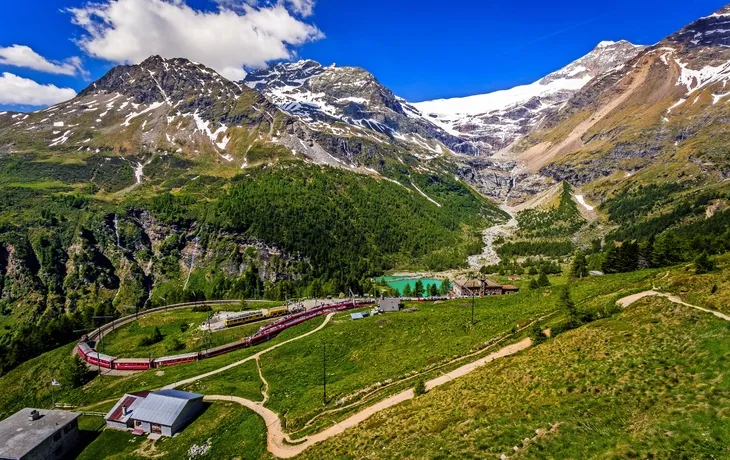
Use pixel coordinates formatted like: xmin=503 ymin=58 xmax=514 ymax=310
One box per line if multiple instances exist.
xmin=413 ymin=40 xmax=644 ymax=156
xmin=244 ymin=60 xmax=476 ymax=155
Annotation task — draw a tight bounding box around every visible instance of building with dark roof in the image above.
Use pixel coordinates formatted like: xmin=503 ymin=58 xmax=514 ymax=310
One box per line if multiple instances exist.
xmin=105 ymin=389 xmax=204 ymax=437
xmin=453 ymin=278 xmax=520 ymax=297
xmin=0 ymin=408 xmax=81 ymax=460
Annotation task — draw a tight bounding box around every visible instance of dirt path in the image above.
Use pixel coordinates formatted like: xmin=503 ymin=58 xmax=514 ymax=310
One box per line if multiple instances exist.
xmin=256 ymin=357 xmax=270 ymax=404
xmin=207 ymin=337 xmax=533 ymax=458
xmin=618 ymin=290 xmax=730 ymax=322
xmin=162 ymin=313 xmax=335 ymax=390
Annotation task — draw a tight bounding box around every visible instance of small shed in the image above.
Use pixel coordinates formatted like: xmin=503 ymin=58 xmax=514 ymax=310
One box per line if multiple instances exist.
xmin=105 ymin=389 xmax=204 ymax=437
xmin=378 ymin=298 xmax=401 ymax=313
xmin=0 ymin=408 xmax=81 ymax=460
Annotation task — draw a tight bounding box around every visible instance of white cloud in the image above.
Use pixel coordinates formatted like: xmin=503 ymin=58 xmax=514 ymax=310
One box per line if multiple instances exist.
xmin=216 ymin=0 xmax=316 ymax=17
xmin=284 ymin=0 xmax=315 ymax=17
xmin=0 ymin=72 xmax=76 ymax=106
xmin=0 ymin=45 xmax=86 ymax=76
xmin=69 ymin=0 xmax=323 ymax=81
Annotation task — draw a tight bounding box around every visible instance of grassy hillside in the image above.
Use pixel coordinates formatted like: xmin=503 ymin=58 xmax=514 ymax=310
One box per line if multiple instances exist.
xmin=0 ymin=157 xmax=504 ymax=374
xmin=303 ymin=295 xmax=730 ymax=458
xmin=76 ymin=400 xmax=269 ymax=460
xmin=101 ymin=303 xmax=281 ymax=358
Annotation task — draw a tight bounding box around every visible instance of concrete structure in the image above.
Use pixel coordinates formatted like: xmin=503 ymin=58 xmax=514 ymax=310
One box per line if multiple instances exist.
xmin=378 ymin=298 xmax=401 ymax=313
xmin=0 ymin=408 xmax=80 ymax=460
xmin=453 ymin=278 xmax=520 ymax=297
xmin=105 ymin=389 xmax=204 ymax=437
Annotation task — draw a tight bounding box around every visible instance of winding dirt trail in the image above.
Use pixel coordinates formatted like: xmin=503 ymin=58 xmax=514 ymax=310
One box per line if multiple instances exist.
xmin=202 ymin=291 xmax=730 ymax=458
xmin=618 ymin=291 xmax=730 ymax=322
xmin=256 ymin=357 xmax=270 ymax=404
xmin=162 ymin=313 xmax=335 ymax=390
xmin=207 ymin=337 xmax=533 ymax=458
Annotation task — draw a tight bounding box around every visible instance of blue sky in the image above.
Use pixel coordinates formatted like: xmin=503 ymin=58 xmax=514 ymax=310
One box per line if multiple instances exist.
xmin=0 ymin=0 xmax=727 ymax=111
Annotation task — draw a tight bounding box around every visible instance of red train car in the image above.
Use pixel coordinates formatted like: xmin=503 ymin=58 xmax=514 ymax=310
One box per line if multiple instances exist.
xmin=153 ymin=352 xmax=199 ymax=368
xmin=77 ymin=342 xmax=93 ymax=360
xmin=114 ymin=358 xmax=152 ymax=371
xmin=86 ymin=351 xmax=116 ymax=369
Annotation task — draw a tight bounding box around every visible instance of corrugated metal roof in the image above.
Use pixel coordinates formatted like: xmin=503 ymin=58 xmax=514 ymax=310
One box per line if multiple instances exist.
xmin=130 ymin=391 xmax=202 ymax=426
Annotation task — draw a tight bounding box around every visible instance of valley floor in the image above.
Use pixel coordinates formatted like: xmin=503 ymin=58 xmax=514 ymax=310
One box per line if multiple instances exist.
xmin=1 ymin=262 xmax=729 ymax=459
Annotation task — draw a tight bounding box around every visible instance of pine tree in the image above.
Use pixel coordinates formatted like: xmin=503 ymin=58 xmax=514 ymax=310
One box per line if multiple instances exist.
xmin=695 ymin=251 xmax=716 ymax=274
xmin=439 ymin=279 xmax=451 ymax=295
xmin=403 ymin=284 xmax=413 ymax=297
xmin=530 ymin=323 xmax=547 ymax=345
xmin=414 ymin=280 xmax=424 ymax=298
xmin=569 ymin=252 xmax=588 ymax=279
xmin=537 ymin=272 xmax=550 ymax=287
xmin=414 ymin=379 xmax=426 ymax=396
xmin=529 ymin=278 xmax=539 ymax=290
xmin=429 ymin=283 xmax=439 ymax=297
xmin=559 ymin=287 xmax=579 ymax=326
xmin=62 ymin=355 xmax=93 ymax=388
xmin=151 ymin=326 xmax=163 ymax=343
xmin=652 ymin=231 xmax=684 ymax=267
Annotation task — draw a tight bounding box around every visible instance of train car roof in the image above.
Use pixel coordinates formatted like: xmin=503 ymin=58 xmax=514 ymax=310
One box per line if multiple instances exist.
xmin=88 ymin=351 xmax=116 ymax=361
xmin=114 ymin=358 xmax=151 ymax=364
xmin=155 ymin=352 xmax=199 ymax=362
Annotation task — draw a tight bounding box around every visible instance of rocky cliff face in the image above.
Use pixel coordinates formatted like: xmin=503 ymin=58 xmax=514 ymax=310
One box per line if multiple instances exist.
xmin=0 ymin=212 xmax=301 ymax=322
xmin=244 ymin=61 xmax=476 ymax=155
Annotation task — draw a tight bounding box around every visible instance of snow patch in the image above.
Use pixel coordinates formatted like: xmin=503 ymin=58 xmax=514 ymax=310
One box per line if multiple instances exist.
xmin=575 ymin=195 xmax=594 ymax=212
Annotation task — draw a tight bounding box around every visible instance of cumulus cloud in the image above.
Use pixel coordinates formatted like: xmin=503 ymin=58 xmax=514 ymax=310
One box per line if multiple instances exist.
xmin=0 ymin=45 xmax=86 ymax=76
xmin=0 ymin=72 xmax=76 ymax=106
xmin=68 ymin=0 xmax=323 ymax=81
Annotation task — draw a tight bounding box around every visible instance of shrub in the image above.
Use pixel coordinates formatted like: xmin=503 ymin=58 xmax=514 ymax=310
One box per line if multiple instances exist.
xmin=139 ymin=326 xmax=164 ymax=347
xmin=179 ymin=323 xmax=190 ymax=333
xmin=414 ymin=379 xmax=426 ymax=396
xmin=192 ymin=304 xmax=213 ymax=313
xmin=711 ymin=284 xmax=718 ymax=294
xmin=62 ymin=355 xmax=94 ymax=388
xmin=695 ymin=251 xmax=716 ymax=274
xmin=530 ymin=323 xmax=547 ymax=345
xmin=167 ymin=337 xmax=186 ymax=352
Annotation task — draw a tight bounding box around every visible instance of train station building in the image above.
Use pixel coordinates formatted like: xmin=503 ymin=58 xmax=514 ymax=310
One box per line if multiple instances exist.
xmin=453 ymin=278 xmax=520 ymax=297
xmin=0 ymin=408 xmax=81 ymax=460
xmin=105 ymin=389 xmax=204 ymax=437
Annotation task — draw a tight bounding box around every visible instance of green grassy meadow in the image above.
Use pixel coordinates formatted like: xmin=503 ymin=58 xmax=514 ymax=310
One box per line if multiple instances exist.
xmin=76 ymin=401 xmax=270 ymax=460
xmin=303 ymin=296 xmax=730 ymax=459
xmin=0 ymin=263 xmax=727 ymax=459
xmin=101 ymin=302 xmax=282 ymax=358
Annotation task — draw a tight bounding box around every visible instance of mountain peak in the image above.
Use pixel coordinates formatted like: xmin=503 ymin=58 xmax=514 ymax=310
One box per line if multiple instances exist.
xmin=665 ymin=4 xmax=730 ymax=50
xmin=79 ymin=56 xmax=243 ymax=105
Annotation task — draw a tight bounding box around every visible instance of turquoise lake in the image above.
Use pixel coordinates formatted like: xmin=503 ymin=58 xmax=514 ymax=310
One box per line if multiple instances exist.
xmin=377 ymin=277 xmax=450 ymax=295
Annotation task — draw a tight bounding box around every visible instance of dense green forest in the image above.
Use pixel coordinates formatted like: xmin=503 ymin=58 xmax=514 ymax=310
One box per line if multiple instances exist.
xmin=0 ymin=159 xmax=504 ymax=374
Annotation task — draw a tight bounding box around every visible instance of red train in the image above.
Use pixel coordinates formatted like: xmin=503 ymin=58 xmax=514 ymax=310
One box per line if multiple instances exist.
xmin=76 ymin=299 xmax=375 ymax=371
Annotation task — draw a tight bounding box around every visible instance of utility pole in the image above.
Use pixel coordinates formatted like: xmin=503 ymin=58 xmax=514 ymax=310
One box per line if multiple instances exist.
xmin=472 ymin=291 xmax=475 ymax=325
xmin=322 ymin=340 xmax=327 ymax=406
